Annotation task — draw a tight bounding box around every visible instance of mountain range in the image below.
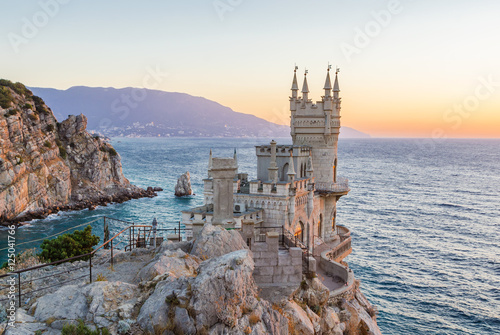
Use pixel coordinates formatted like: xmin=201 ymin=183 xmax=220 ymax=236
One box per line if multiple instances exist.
xmin=29 ymin=86 xmax=370 ymax=138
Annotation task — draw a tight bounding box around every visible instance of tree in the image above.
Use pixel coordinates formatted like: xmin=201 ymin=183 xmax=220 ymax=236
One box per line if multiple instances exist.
xmin=39 ymin=225 xmax=100 ymax=263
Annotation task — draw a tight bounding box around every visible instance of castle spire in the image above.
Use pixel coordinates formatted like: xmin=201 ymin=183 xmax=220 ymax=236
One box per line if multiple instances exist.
xmin=302 ymin=70 xmax=309 ymax=102
xmin=287 ymin=150 xmax=296 ymax=182
xmin=324 ymin=65 xmax=332 ymax=97
xmin=333 ymin=67 xmax=340 ymax=99
xmin=291 ymin=65 xmax=299 ymax=99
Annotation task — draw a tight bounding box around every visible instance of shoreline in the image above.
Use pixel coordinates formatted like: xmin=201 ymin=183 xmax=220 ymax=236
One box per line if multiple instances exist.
xmin=1 ymin=186 xmax=163 ymax=227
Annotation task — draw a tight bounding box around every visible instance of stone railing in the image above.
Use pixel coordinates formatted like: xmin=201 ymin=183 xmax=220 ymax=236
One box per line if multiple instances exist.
xmin=315 ymin=177 xmax=349 ymax=193
xmin=319 ymin=249 xmax=355 ymax=298
xmin=326 ymin=237 xmax=352 ymax=262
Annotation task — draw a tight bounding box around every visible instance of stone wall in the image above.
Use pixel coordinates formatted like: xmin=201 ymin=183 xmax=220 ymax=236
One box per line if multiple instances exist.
xmin=251 ymin=232 xmax=303 ymax=286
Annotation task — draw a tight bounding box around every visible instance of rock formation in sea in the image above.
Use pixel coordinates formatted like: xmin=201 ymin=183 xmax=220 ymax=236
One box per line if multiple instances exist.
xmin=0 ymin=80 xmax=157 ymax=224
xmin=174 ymin=171 xmax=193 ymax=197
xmin=0 ymin=224 xmax=382 ymax=334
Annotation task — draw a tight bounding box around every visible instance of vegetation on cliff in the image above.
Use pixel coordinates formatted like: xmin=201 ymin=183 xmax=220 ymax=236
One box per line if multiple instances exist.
xmin=0 ymin=79 xmax=158 ymax=224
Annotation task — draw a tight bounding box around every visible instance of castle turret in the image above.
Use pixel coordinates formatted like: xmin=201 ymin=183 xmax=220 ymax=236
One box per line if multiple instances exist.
xmin=301 ymin=71 xmax=309 ymax=106
xmin=324 ymin=66 xmax=332 ymax=98
xmin=291 ymin=66 xmax=299 ymax=100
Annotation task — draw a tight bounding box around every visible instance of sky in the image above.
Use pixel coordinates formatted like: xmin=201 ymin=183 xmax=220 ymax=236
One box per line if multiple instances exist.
xmin=1 ymin=0 xmax=499 ymax=138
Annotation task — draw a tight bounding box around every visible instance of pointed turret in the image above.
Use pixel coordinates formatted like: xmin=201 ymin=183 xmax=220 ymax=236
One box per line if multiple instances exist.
xmin=291 ymin=66 xmax=299 ymax=99
xmin=302 ymin=70 xmax=309 ymax=102
xmin=324 ymin=66 xmax=332 ymax=97
xmin=287 ymin=151 xmax=296 ymax=182
xmin=333 ymin=68 xmax=340 ymax=99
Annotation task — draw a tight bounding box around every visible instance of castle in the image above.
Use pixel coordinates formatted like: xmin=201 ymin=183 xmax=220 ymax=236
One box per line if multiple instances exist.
xmin=182 ymin=66 xmax=352 ymax=285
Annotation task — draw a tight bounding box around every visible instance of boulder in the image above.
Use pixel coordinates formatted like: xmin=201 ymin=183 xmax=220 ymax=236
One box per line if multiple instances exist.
xmin=191 ymin=223 xmax=248 ymax=260
xmin=283 ymin=300 xmax=315 ymax=335
xmin=34 ymin=281 xmax=139 ymax=332
xmin=174 ymin=171 xmax=192 ymax=197
xmin=138 ymin=249 xmax=288 ymax=334
xmin=135 ymin=248 xmax=201 ymax=282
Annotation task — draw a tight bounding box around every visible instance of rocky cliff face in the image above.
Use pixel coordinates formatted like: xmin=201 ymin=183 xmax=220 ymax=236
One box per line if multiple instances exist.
xmin=0 ymin=80 xmax=154 ymax=224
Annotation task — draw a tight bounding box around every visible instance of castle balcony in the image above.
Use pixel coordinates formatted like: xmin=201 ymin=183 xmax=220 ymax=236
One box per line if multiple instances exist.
xmin=315 ymin=177 xmax=350 ymax=196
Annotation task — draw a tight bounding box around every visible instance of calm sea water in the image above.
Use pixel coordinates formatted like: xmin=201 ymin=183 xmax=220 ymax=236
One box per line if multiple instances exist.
xmin=1 ymin=137 xmax=499 ymax=335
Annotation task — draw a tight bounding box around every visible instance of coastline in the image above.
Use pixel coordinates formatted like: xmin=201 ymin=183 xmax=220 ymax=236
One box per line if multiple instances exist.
xmin=1 ymin=186 xmax=162 ymax=227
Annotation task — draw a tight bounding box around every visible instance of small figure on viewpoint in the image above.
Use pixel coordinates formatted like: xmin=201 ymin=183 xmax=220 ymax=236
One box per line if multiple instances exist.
xmin=175 ymin=171 xmax=193 ymax=197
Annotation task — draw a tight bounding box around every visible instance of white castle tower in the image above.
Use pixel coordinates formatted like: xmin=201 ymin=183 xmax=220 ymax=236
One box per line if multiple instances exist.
xmin=290 ymin=66 xmax=345 ymax=240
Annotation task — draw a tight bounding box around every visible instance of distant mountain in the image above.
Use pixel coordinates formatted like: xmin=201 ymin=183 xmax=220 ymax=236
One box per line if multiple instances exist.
xmin=29 ymin=86 xmax=369 ymax=138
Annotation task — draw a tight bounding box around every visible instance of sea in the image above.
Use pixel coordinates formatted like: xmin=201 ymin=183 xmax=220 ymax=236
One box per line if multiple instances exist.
xmin=1 ymin=137 xmax=499 ymax=335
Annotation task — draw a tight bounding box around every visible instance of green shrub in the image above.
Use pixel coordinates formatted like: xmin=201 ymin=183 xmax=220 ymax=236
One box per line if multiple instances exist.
xmin=28 ymin=113 xmax=38 ymax=121
xmin=38 ymin=225 xmax=100 ymax=263
xmin=0 ymin=79 xmax=32 ymax=96
xmin=6 ymin=109 xmax=18 ymax=117
xmin=44 ymin=140 xmax=52 ymax=148
xmin=24 ymin=103 xmax=33 ymax=110
xmin=55 ymin=139 xmax=62 ymax=146
xmin=61 ymin=319 xmax=110 ymax=335
xmin=46 ymin=124 xmax=55 ymax=132
xmin=108 ymin=147 xmax=117 ymax=156
xmin=59 ymin=145 xmax=67 ymax=159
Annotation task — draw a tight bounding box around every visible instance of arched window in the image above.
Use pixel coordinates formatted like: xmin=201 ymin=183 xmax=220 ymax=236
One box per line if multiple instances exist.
xmin=282 ymin=163 xmax=289 ymax=181
xmin=295 ymin=221 xmax=304 ymax=242
xmin=318 ymin=214 xmax=323 ymax=237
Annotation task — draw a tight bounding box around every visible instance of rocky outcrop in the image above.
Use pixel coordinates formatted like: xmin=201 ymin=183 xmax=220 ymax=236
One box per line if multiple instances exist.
xmin=191 ymin=223 xmax=249 ymax=259
xmin=137 ymin=249 xmax=288 ymax=334
xmin=174 ymin=171 xmax=192 ymax=197
xmin=0 ymin=80 xmax=158 ymax=224
xmin=0 ymin=222 xmax=382 ymax=335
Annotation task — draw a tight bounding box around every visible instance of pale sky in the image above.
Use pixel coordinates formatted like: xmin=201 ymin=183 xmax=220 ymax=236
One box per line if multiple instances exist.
xmin=1 ymin=0 xmax=499 ymax=138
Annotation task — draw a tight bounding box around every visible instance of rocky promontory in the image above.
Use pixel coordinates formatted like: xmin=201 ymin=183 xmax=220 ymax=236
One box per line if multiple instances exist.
xmin=0 ymin=224 xmax=382 ymax=334
xmin=0 ymin=80 xmax=158 ymax=225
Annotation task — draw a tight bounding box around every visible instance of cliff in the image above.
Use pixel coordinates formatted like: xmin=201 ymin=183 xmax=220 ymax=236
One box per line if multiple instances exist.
xmin=0 ymin=80 xmax=155 ymax=224
xmin=0 ymin=225 xmax=382 ymax=334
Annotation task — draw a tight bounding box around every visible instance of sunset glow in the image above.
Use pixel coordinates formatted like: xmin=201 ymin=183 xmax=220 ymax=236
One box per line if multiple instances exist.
xmin=1 ymin=0 xmax=499 ymax=138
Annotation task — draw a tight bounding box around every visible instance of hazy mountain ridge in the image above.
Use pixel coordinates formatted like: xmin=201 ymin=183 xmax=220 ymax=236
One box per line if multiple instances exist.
xmin=30 ymin=86 xmax=370 ymax=138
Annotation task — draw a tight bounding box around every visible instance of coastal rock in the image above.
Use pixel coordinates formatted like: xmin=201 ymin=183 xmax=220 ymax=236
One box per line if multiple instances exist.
xmin=283 ymin=300 xmax=315 ymax=335
xmin=138 ymin=249 xmax=288 ymax=334
xmin=191 ymin=223 xmax=249 ymax=259
xmin=174 ymin=171 xmax=192 ymax=197
xmin=0 ymin=81 xmax=155 ymax=224
xmin=135 ymin=248 xmax=201 ymax=282
xmin=34 ymin=281 xmax=139 ymax=332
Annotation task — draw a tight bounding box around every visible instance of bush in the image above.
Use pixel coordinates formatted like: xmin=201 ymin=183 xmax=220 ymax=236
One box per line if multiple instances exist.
xmin=38 ymin=225 xmax=100 ymax=263
xmin=28 ymin=113 xmax=38 ymax=121
xmin=59 ymin=145 xmax=67 ymax=159
xmin=44 ymin=140 xmax=52 ymax=148
xmin=55 ymin=139 xmax=62 ymax=146
xmin=61 ymin=319 xmax=110 ymax=335
xmin=108 ymin=147 xmax=117 ymax=156
xmin=24 ymin=103 xmax=33 ymax=110
xmin=0 ymin=79 xmax=32 ymax=96
xmin=46 ymin=124 xmax=55 ymax=132
xmin=0 ymin=87 xmax=14 ymax=109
